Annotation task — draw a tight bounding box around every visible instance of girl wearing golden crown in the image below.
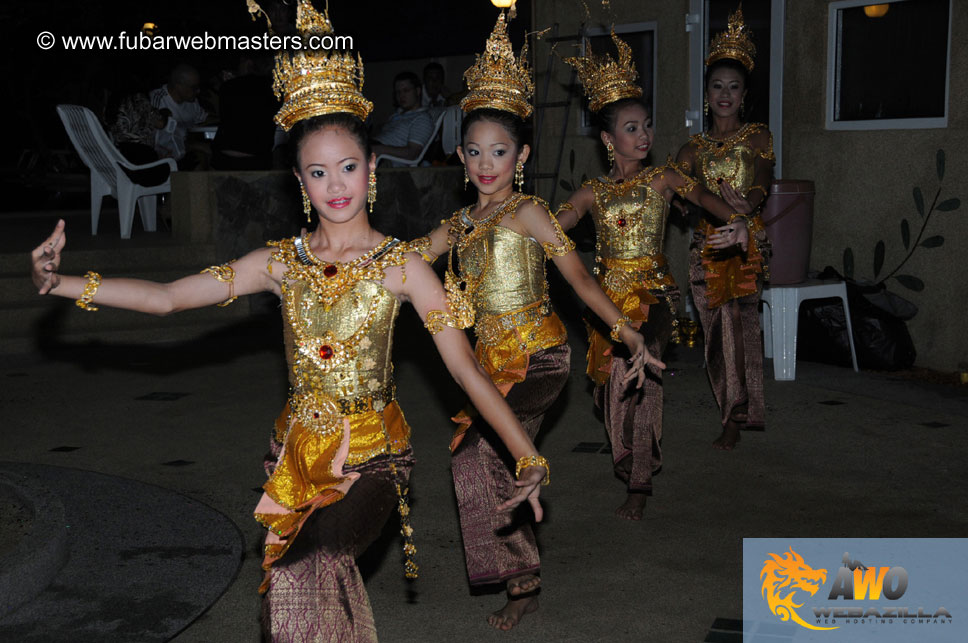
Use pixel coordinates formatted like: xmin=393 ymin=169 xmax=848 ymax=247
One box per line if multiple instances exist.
xmin=676 ymin=7 xmax=775 ymax=450
xmin=555 ymin=33 xmax=751 ymax=519
xmin=29 ymin=3 xmax=554 ymax=641
xmin=416 ymin=12 xmax=663 ymax=631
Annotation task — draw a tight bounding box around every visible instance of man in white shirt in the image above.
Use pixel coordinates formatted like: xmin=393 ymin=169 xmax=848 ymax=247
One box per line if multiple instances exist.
xmin=372 ymin=72 xmax=435 ymax=166
xmin=149 ymin=64 xmax=207 ymax=162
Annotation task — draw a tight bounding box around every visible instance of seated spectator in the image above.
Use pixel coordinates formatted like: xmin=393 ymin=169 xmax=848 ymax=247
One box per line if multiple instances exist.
xmin=211 ymin=55 xmax=279 ymax=171
xmin=109 ymin=92 xmax=170 ymax=186
xmin=420 ymin=62 xmax=452 ymax=164
xmin=372 ymin=72 xmax=434 ymax=166
xmin=421 ymin=62 xmax=452 ymax=110
xmin=149 ymin=63 xmax=208 ymax=166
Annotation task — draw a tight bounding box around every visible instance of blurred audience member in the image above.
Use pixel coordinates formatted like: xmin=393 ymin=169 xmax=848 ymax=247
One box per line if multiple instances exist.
xmin=421 ymin=62 xmax=451 ymax=110
xmin=372 ymin=71 xmax=434 ymax=166
xmin=109 ymin=92 xmax=170 ymax=186
xmin=211 ymin=55 xmax=279 ymax=171
xmin=149 ymin=63 xmax=208 ymax=165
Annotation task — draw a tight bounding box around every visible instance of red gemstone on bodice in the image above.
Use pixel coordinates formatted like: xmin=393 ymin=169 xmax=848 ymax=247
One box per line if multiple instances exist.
xmin=323 ymin=264 xmax=338 ymax=277
xmin=319 ymin=345 xmax=334 ymax=359
xmin=617 ymin=218 xmax=626 ymax=227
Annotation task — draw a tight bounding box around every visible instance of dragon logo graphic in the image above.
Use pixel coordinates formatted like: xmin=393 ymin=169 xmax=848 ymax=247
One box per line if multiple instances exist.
xmin=760 ymin=547 xmax=838 ymax=631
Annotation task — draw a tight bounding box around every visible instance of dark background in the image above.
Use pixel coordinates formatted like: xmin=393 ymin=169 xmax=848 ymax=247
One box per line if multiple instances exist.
xmin=2 ymin=0 xmax=533 ymax=169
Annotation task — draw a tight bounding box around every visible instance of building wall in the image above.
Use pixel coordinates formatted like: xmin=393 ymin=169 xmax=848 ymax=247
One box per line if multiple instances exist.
xmin=783 ymin=1 xmax=967 ymax=371
xmin=533 ymin=0 xmax=967 ymax=371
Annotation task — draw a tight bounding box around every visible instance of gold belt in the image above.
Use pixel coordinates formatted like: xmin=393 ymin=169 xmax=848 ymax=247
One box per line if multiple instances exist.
xmin=475 ymin=300 xmax=551 ymax=347
xmin=599 ymin=256 xmax=670 ymax=293
xmin=291 ymin=382 xmax=397 ymax=435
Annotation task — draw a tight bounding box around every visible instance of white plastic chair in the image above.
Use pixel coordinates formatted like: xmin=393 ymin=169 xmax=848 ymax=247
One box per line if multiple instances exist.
xmin=760 ymin=279 xmax=859 ymax=381
xmin=56 ymin=104 xmax=177 ymax=238
xmin=374 ymin=109 xmax=447 ymax=167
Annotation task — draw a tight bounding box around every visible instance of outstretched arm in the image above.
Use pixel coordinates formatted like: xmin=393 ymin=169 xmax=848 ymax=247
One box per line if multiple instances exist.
xmin=514 ymin=202 xmax=666 ymax=386
xmin=388 ymin=254 xmax=548 ymax=518
xmin=31 ymin=220 xmax=279 ymax=314
xmin=555 ymin=184 xmax=594 ymax=233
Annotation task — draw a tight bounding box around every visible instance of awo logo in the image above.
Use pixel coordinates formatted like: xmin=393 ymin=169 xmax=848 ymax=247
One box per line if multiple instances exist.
xmin=759 ymin=547 xmax=954 ymax=632
xmin=760 ymin=547 xmax=834 ymax=630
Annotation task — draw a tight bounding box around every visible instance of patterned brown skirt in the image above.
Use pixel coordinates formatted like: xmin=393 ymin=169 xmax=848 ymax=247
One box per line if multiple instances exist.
xmin=594 ymin=298 xmax=676 ymax=492
xmin=689 ymin=241 xmax=766 ymax=429
xmin=451 ymin=343 xmax=571 ymax=586
xmin=262 ymin=451 xmax=414 ymax=643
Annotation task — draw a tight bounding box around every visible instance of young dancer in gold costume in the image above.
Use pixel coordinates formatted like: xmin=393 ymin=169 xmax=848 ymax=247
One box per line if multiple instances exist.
xmin=676 ymin=7 xmax=775 ymax=450
xmin=30 ymin=3 xmax=552 ymax=640
xmin=556 ymin=33 xmax=750 ymax=519
xmin=417 ymin=12 xmax=664 ymax=631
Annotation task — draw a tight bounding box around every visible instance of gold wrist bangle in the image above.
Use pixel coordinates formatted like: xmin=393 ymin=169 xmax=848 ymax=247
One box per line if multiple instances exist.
xmin=75 ymin=271 xmax=102 ymax=311
xmin=610 ymin=314 xmax=632 ymax=342
xmin=515 ymin=455 xmax=550 ymax=486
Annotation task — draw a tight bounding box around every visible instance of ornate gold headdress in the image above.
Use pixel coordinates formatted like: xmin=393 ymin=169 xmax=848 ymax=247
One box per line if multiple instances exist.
xmin=706 ymin=5 xmax=756 ymax=72
xmin=564 ymin=31 xmax=642 ymax=113
xmin=271 ymin=0 xmax=373 ymax=130
xmin=460 ymin=11 xmax=534 ymax=119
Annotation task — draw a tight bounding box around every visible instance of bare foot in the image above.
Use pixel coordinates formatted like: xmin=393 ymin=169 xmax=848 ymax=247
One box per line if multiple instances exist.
xmin=713 ymin=420 xmax=741 ymax=450
xmin=487 ymin=594 xmax=539 ymax=631
xmin=507 ymin=573 xmax=541 ymax=596
xmin=615 ymin=492 xmax=647 ymax=520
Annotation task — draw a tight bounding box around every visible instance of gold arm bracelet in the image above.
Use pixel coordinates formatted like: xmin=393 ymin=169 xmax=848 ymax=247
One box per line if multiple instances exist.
xmin=75 ymin=271 xmax=102 ymax=311
xmin=424 ymin=309 xmax=466 ymax=335
xmin=515 ymin=455 xmax=550 ymax=486
xmin=200 ymin=263 xmax=237 ymax=307
xmin=554 ymin=202 xmax=575 ymax=217
xmin=748 ymin=185 xmax=767 ymax=198
xmin=610 ymin=314 xmax=633 ymax=342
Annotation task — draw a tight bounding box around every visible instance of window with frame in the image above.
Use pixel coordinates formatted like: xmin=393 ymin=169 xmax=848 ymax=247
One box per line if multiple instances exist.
xmin=827 ymin=0 xmax=951 ymax=130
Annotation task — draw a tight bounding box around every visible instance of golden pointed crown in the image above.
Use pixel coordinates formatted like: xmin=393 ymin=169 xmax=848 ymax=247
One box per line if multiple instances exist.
xmin=706 ymin=5 xmax=756 ymax=72
xmin=271 ymin=0 xmax=373 ymax=130
xmin=564 ymin=31 xmax=643 ymax=113
xmin=460 ymin=11 xmax=534 ymax=119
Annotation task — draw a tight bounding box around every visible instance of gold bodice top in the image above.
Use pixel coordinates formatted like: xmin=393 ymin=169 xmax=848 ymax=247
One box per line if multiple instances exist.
xmin=585 ymin=166 xmax=671 ymax=260
xmin=689 ymin=122 xmax=774 ymax=198
xmin=449 ymin=193 xmax=552 ymax=320
xmin=270 ymin=235 xmax=407 ymax=434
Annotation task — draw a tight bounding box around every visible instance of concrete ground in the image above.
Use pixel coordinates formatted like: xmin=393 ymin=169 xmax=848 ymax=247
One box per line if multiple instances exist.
xmin=2 ymin=302 xmax=967 ymax=642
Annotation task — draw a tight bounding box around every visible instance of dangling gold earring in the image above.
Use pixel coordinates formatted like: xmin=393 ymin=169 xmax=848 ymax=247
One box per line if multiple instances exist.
xmin=704 ymin=98 xmax=709 ymax=118
xmin=300 ymin=183 xmax=312 ymax=223
xmin=367 ymin=171 xmax=377 ymax=213
xmin=463 ymin=166 xmax=469 ymax=188
xmin=515 ymin=160 xmax=524 ymax=192
xmin=739 ymin=98 xmax=745 ymax=120
xmin=605 ymin=141 xmax=615 ymax=167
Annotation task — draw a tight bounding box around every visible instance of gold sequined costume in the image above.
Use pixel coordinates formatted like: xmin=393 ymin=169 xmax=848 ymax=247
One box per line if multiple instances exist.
xmin=684 ymin=122 xmax=775 ymax=431
xmin=446 ymin=193 xmax=572 ymax=585
xmin=255 ymin=236 xmax=418 ymax=582
xmin=578 ymin=166 xmax=688 ymax=492
xmin=581 ymin=166 xmax=691 ymax=386
xmin=689 ymin=123 xmax=773 ymax=307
